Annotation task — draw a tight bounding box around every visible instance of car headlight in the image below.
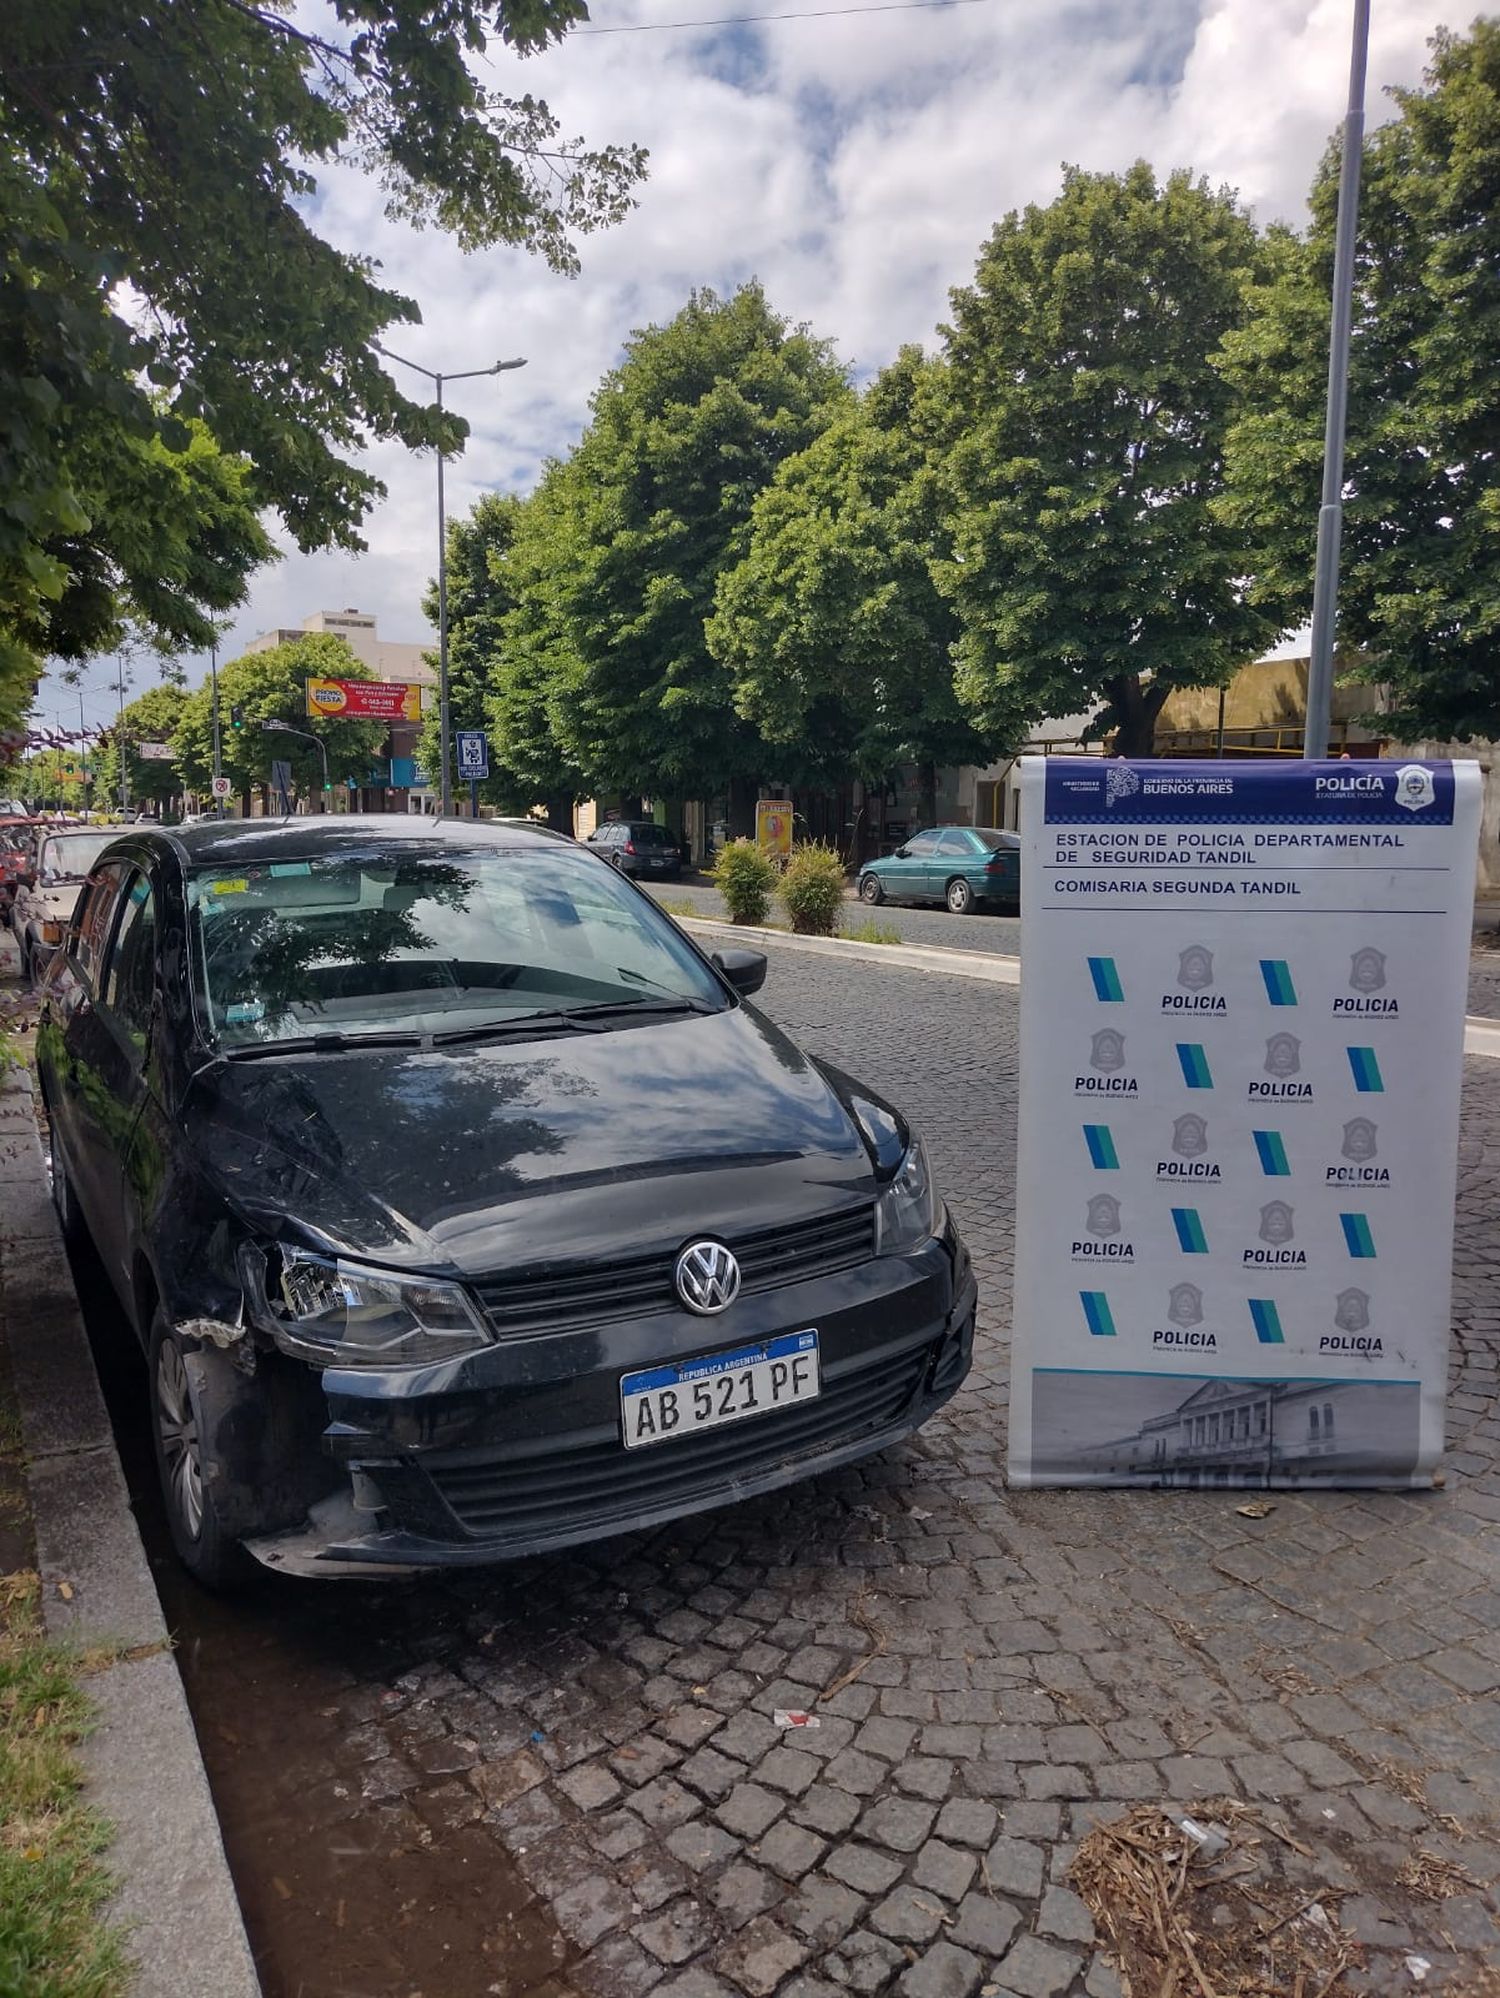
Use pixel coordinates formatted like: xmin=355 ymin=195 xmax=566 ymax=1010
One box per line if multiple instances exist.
xmin=250 ymin=1246 xmax=492 ymax=1369
xmin=876 ymin=1137 xmax=942 ymax=1254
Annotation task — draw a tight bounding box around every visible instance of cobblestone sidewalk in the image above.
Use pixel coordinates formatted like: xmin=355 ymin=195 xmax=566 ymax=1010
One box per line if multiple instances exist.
xmin=207 ymin=951 xmax=1500 ymax=1997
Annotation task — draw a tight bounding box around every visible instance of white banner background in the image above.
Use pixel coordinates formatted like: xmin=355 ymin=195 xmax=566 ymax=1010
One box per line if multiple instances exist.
xmin=1008 ymin=756 xmax=1482 ymax=1490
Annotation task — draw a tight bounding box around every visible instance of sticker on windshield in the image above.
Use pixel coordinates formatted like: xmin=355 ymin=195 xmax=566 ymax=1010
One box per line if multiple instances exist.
xmin=214 ymin=878 xmax=249 ymax=894
xmin=270 ymin=862 xmax=312 ymax=877
xmin=225 ymin=1002 xmax=265 ymax=1024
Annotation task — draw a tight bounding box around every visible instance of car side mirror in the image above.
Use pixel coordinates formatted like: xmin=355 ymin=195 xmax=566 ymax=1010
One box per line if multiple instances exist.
xmin=712 ymin=948 xmax=768 ymax=999
xmin=894 ymin=846 xmax=911 ymax=860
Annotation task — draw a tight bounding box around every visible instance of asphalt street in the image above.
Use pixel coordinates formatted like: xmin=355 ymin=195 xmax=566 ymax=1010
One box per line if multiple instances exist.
xmin=114 ymin=934 xmax=1500 ymax=1998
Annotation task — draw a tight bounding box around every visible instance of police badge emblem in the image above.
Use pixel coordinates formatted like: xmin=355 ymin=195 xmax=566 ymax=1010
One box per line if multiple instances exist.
xmin=1090 ymin=1029 xmax=1126 ymax=1072
xmin=1264 ymin=1033 xmax=1301 ymax=1078
xmin=1259 ymin=1201 xmax=1295 ymax=1245
xmin=1168 ymin=1283 xmax=1204 ymax=1327
xmin=1172 ymin=1114 xmax=1208 ymax=1158
xmin=1335 ymin=1287 xmax=1371 ymax=1332
xmin=1394 ymin=764 xmax=1436 ymax=813
xmin=1177 ymin=945 xmax=1214 ymax=991
xmin=1349 ymin=947 xmax=1387 ymax=994
xmin=1342 ymin=1118 xmax=1378 ymax=1162
xmin=1086 ymin=1194 xmax=1122 ymax=1237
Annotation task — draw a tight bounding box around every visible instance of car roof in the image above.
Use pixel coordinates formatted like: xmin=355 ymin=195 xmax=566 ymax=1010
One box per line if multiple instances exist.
xmin=117 ymin=815 xmax=577 ymax=868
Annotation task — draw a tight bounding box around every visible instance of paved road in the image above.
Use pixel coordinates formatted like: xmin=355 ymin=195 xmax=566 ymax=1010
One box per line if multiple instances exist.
xmin=118 ymin=939 xmax=1500 ymax=1998
xmin=650 ymin=880 xmax=1500 ymax=1022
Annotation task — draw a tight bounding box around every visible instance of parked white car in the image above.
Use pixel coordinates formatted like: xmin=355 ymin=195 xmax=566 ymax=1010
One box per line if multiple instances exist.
xmin=13 ymin=827 xmax=121 ymax=983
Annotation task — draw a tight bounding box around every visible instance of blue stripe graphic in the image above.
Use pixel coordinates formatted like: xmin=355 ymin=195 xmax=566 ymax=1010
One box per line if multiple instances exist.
xmin=1347 ymin=1047 xmax=1385 ymax=1093
xmin=1259 ymin=959 xmax=1298 ymax=1006
xmin=1252 ymin=1130 xmax=1290 ymax=1177
xmin=1083 ymin=1126 xmax=1119 ymax=1170
xmin=1176 ymin=1044 xmax=1213 ymax=1089
xmin=1340 ymin=1213 xmax=1376 ymax=1258
xmin=1248 ymin=1299 xmax=1285 ymax=1345
xmin=1171 ymin=1208 xmax=1208 ymax=1254
xmin=1087 ymin=957 xmax=1124 ymax=1002
xmin=1080 ymin=1292 xmax=1117 ymax=1338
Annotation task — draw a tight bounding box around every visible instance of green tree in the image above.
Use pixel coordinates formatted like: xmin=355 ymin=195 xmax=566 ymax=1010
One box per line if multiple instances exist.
xmin=1219 ymin=23 xmax=1500 ymax=742
xmin=91 ymin=683 xmax=191 ymax=814
xmin=172 ymin=636 xmax=387 ymax=808
xmin=534 ymin=284 xmax=851 ymax=805
xmin=17 ymin=747 xmax=88 ymax=813
xmin=1 ymin=3 xmax=644 ymax=695
xmin=709 ymin=347 xmax=987 ymax=818
xmin=937 ymin=164 xmax=1283 ymax=756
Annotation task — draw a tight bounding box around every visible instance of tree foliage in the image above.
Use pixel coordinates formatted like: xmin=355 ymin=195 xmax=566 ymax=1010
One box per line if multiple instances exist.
xmin=171 ymin=635 xmax=388 ymax=802
xmin=1 ymin=1 xmax=644 ymax=702
xmin=937 ymin=164 xmax=1284 ymax=755
xmin=709 ymin=347 xmax=986 ymax=789
xmin=519 ymin=285 xmax=851 ymax=798
xmin=1219 ymin=23 xmax=1500 ymax=741
xmin=92 ymin=682 xmax=191 ymax=810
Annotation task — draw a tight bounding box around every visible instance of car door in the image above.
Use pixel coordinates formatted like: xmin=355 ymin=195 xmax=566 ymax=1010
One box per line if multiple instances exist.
xmin=45 ymin=864 xmax=130 ymax=1244
xmin=886 ymin=829 xmax=939 ymax=902
xmin=92 ymin=866 xmax=173 ymax=1309
xmin=931 ymin=829 xmax=975 ymax=900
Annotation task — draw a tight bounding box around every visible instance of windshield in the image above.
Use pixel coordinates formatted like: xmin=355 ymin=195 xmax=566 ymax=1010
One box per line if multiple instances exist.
xmin=188 ymin=844 xmax=729 ymax=1049
xmin=37 ymin=831 xmax=118 ymax=882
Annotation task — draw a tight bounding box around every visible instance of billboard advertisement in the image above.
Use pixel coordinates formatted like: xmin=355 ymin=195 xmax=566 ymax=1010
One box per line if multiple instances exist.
xmin=1008 ymin=756 xmax=1482 ymax=1491
xmin=305 ymin=678 xmax=423 ymax=722
xmin=756 ymin=799 xmax=793 ymax=861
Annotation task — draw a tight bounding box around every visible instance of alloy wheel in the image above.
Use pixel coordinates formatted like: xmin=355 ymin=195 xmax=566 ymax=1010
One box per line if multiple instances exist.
xmin=155 ymin=1340 xmax=204 ymax=1540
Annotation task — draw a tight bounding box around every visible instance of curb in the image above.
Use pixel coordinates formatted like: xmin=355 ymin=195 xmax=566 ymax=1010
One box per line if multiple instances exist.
xmin=0 ymin=1063 xmax=261 ymax=1997
xmin=679 ymin=914 xmax=1500 ymax=1059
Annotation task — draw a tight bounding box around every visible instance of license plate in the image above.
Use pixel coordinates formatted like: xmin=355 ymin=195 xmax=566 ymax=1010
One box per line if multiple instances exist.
xmin=621 ymin=1331 xmax=820 ymax=1449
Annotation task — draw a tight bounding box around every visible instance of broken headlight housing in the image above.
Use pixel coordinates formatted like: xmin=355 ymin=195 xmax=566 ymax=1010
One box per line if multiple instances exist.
xmin=248 ymin=1246 xmax=493 ymax=1369
xmin=875 ymin=1136 xmax=942 ymax=1255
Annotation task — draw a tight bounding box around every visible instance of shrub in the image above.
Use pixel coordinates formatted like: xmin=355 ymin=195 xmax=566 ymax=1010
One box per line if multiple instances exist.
xmin=711 ymin=839 xmax=777 ymax=925
xmin=779 ymin=842 xmax=847 ymax=936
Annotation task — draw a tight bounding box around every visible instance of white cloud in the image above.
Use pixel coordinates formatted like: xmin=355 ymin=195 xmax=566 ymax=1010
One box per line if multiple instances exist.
xmin=43 ymin=0 xmax=1452 ymax=726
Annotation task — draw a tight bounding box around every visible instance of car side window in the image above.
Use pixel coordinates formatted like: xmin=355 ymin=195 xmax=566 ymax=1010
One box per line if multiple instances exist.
xmin=934 ymin=830 xmax=970 ymax=856
xmin=101 ymin=873 xmax=158 ymax=1054
xmin=73 ymin=865 xmax=128 ymax=989
xmin=905 ymin=831 xmax=939 ymax=856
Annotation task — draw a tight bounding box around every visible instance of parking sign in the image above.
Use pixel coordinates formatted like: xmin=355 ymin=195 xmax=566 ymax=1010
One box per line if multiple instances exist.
xmin=455 ymin=732 xmax=489 ymax=781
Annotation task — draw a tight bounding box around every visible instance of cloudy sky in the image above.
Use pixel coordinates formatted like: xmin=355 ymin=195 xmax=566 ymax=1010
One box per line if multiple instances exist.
xmin=46 ymin=0 xmax=1460 ymax=730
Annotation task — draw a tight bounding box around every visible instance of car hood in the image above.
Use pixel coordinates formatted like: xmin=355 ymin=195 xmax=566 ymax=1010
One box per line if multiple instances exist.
xmin=182 ymin=1006 xmax=897 ymax=1276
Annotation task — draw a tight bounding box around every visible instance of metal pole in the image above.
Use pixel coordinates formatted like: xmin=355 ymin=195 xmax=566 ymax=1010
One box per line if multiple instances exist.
xmin=78 ymin=690 xmax=88 ymax=817
xmin=1304 ymin=0 xmax=1371 ymax=761
xmin=1215 ymin=685 xmax=1226 ymax=759
xmin=435 ymin=372 xmax=452 ymax=817
xmin=210 ymin=641 xmax=225 ymax=819
xmin=116 ymin=660 xmax=128 ymax=815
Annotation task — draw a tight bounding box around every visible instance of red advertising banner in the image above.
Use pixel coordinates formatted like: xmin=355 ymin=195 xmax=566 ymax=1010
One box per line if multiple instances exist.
xmin=305 ymin=678 xmax=424 ymax=722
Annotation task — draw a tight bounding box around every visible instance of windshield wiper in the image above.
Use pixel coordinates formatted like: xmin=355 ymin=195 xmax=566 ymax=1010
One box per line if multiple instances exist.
xmin=566 ymin=996 xmax=718 ymax=1020
xmin=429 ymin=1010 xmax=610 ymax=1046
xmin=224 ymin=1028 xmax=426 ymax=1060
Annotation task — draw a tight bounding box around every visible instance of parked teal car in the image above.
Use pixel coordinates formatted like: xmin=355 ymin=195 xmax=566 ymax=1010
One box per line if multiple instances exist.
xmin=858 ymin=826 xmax=1021 ymax=915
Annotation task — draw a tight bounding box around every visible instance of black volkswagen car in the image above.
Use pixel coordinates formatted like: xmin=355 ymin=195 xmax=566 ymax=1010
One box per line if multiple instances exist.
xmin=36 ymin=818 xmax=974 ymax=1586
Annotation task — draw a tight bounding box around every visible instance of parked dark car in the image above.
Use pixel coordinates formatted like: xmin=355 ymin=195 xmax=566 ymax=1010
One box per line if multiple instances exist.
xmin=586 ymin=819 xmax=683 ymax=879
xmin=858 ymin=826 xmax=1021 ymax=914
xmin=37 ymin=818 xmax=974 ymax=1585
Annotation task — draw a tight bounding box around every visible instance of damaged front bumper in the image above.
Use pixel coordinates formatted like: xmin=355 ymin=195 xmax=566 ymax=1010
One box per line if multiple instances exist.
xmin=243 ymin=1277 xmax=976 ymax=1577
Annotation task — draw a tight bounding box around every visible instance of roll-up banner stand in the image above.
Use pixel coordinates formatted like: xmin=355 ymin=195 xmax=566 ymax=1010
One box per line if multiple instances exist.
xmin=1009 ymin=757 xmax=1481 ymax=1491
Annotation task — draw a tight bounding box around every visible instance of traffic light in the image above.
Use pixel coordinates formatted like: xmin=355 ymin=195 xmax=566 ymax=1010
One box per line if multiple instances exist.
xmin=230 ymin=705 xmax=245 ymax=730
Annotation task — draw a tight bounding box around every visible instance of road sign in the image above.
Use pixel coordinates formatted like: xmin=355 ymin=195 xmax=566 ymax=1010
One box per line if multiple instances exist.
xmin=270 ymin=759 xmax=293 ymax=813
xmin=455 ymin=731 xmax=489 ymax=781
xmin=211 ymin=775 xmax=233 ymax=799
xmin=137 ymin=741 xmax=175 ymax=762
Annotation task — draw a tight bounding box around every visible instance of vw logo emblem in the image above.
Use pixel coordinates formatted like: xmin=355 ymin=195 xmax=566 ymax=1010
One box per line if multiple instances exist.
xmin=675 ymin=1240 xmax=741 ymax=1316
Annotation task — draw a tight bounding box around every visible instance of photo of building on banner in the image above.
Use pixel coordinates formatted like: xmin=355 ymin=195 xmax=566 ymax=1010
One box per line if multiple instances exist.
xmin=1008 ymin=757 xmax=1482 ymax=1491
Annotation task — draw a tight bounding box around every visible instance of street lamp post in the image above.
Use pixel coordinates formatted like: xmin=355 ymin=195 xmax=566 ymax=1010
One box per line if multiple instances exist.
xmin=262 ymin=719 xmax=329 ymax=805
xmin=1304 ymin=0 xmax=1372 ymax=761
xmin=374 ymin=344 xmax=527 ymax=815
xmin=210 ymin=641 xmax=225 ymax=820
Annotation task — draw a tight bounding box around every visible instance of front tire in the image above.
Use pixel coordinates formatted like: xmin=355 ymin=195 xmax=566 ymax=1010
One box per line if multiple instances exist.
xmin=946 ymin=877 xmax=975 ymax=915
xmin=149 ymin=1316 xmax=252 ymax=1591
xmin=858 ymin=873 xmax=885 ymax=905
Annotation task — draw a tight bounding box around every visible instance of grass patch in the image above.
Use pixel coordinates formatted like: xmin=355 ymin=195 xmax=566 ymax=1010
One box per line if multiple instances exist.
xmin=845 ymin=919 xmax=903 ymax=946
xmin=0 ymin=1356 xmax=130 ymax=1998
xmin=654 ymin=896 xmax=702 ymax=919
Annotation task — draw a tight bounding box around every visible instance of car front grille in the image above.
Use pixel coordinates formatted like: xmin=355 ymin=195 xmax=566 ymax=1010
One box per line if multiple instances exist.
xmin=422 ymin=1331 xmax=935 ymax=1539
xmin=472 ymin=1204 xmax=877 ymax=1340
